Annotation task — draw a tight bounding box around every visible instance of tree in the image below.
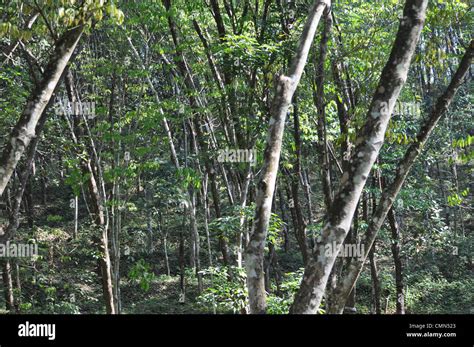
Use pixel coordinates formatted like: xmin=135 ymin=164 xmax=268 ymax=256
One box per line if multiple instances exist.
xmin=290 ymin=0 xmax=429 ymax=314
xmin=245 ymin=0 xmax=330 ymax=314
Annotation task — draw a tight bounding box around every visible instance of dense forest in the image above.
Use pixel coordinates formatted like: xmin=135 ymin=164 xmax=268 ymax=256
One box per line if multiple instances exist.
xmin=0 ymin=0 xmax=472 ymax=315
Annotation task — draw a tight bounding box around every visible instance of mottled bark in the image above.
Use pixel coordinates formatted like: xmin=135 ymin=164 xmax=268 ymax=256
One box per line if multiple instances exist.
xmin=327 ymin=39 xmax=473 ymax=314
xmin=290 ymin=0 xmax=428 ymax=314
xmin=245 ymin=0 xmax=330 ymax=314
xmin=0 ymin=26 xmax=83 ymax=197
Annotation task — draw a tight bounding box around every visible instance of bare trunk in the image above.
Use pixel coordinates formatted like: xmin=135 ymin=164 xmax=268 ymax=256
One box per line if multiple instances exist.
xmin=388 ymin=208 xmax=405 ymax=314
xmin=324 ymin=39 xmax=473 ymax=314
xmin=369 ymin=245 xmax=382 ymax=314
xmin=0 ymin=26 xmax=83 ymax=197
xmin=245 ymin=0 xmax=330 ymax=314
xmin=290 ymin=0 xmax=428 ymax=314
xmin=1 ymin=259 xmax=15 ymax=312
xmin=314 ymin=7 xmax=333 ymax=209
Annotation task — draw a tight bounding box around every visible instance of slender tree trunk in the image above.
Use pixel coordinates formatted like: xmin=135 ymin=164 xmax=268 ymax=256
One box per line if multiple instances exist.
xmin=190 ymin=189 xmax=203 ymax=293
xmin=238 ymin=165 xmax=252 ymax=268
xmin=179 ymin=215 xmax=186 ymax=303
xmin=1 ymin=259 xmax=15 ymax=312
xmin=314 ymin=7 xmax=333 ymax=209
xmin=369 ymin=244 xmax=382 ymax=314
xmin=245 ymin=0 xmax=330 ymax=314
xmin=278 ymin=186 xmax=290 ymax=252
xmin=290 ymin=98 xmax=309 ymax=264
xmin=388 ymin=208 xmax=405 ymax=314
xmin=64 ymin=68 xmax=115 ymax=314
xmin=14 ymin=262 xmax=21 ymax=312
xmin=159 ymin=211 xmax=171 ymax=276
xmin=73 ymin=195 xmax=79 ymax=239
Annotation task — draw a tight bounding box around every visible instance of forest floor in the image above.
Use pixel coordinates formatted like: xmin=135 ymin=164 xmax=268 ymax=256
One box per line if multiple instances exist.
xmin=122 ymin=275 xmax=203 ymax=314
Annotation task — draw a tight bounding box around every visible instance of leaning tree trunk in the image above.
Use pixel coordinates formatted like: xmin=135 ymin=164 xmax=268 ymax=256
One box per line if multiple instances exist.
xmin=63 ymin=68 xmax=115 ymax=314
xmin=290 ymin=0 xmax=428 ymax=314
xmin=245 ymin=0 xmax=331 ymax=314
xmin=0 ymin=26 xmax=83 ymax=197
xmin=326 ymin=39 xmax=473 ymax=314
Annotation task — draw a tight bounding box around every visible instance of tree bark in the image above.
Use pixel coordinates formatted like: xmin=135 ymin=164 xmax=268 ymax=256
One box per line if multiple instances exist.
xmin=0 ymin=26 xmax=83 ymax=197
xmin=369 ymin=244 xmax=382 ymax=314
xmin=325 ymin=38 xmax=473 ymax=314
xmin=290 ymin=0 xmax=428 ymax=314
xmin=245 ymin=0 xmax=330 ymax=314
xmin=1 ymin=259 xmax=15 ymax=312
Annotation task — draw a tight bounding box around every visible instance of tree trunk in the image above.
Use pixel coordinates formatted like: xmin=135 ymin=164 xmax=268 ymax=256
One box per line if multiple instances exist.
xmin=314 ymin=7 xmax=333 ymax=209
xmin=1 ymin=259 xmax=15 ymax=312
xmin=290 ymin=0 xmax=428 ymax=314
xmin=245 ymin=0 xmax=330 ymax=314
xmin=324 ymin=38 xmax=473 ymax=314
xmin=0 ymin=26 xmax=83 ymax=197
xmin=63 ymin=68 xmax=115 ymax=314
xmin=388 ymin=208 xmax=405 ymax=314
xmin=369 ymin=244 xmax=382 ymax=314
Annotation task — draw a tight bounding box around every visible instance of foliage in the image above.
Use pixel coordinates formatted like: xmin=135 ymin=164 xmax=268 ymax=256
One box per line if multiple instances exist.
xmin=197 ymin=267 xmax=248 ymax=314
xmin=128 ymin=259 xmax=157 ymax=292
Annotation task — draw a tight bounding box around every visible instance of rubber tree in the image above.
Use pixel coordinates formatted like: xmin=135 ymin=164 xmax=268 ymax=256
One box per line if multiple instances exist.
xmin=290 ymin=0 xmax=429 ymax=314
xmin=245 ymin=0 xmax=331 ymax=314
xmin=325 ymin=39 xmax=474 ymax=314
xmin=0 ymin=26 xmax=83 ymax=197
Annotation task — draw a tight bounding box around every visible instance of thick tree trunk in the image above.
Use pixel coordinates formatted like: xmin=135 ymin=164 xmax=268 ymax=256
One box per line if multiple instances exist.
xmin=245 ymin=0 xmax=330 ymax=314
xmin=0 ymin=26 xmax=83 ymax=197
xmin=290 ymin=0 xmax=428 ymax=314
xmin=324 ymin=38 xmax=473 ymax=314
